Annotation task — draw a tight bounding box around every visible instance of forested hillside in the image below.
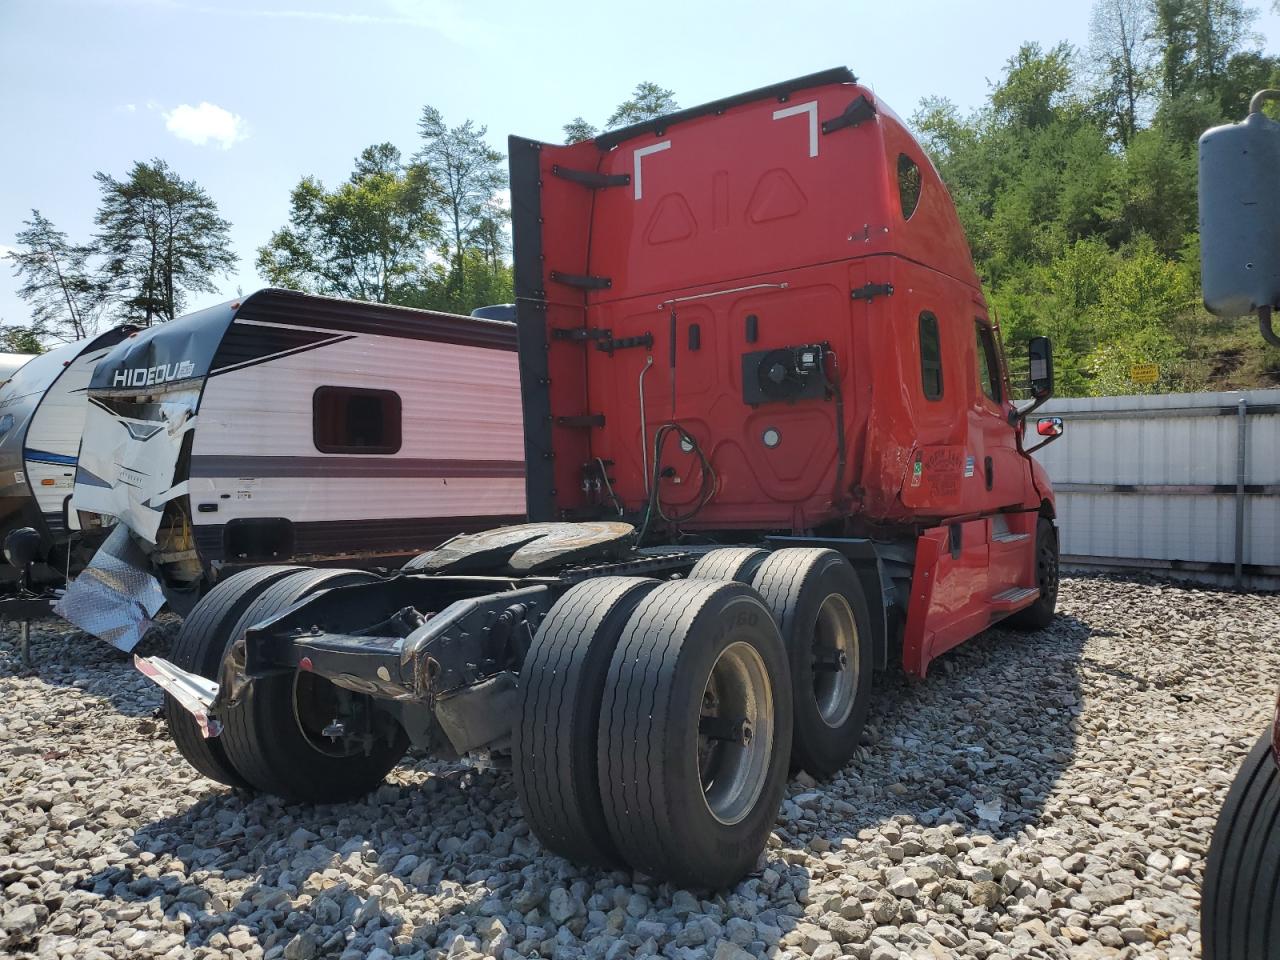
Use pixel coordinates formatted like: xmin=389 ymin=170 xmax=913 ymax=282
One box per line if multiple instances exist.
xmin=917 ymin=0 xmax=1280 ymax=396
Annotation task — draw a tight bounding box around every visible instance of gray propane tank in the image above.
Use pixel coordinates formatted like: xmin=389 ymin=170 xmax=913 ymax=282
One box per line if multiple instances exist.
xmin=1200 ymin=101 xmax=1280 ymax=318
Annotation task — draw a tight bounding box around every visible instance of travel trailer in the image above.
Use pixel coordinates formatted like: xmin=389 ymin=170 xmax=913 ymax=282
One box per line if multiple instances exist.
xmin=0 ymin=335 xmax=130 ymax=582
xmin=69 ymin=289 xmax=525 ymax=609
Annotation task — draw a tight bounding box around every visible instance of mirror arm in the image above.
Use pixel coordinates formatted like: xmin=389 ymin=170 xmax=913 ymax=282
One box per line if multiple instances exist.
xmin=1013 ymin=393 xmax=1049 ymax=425
xmin=1023 ymin=432 xmax=1062 ymax=456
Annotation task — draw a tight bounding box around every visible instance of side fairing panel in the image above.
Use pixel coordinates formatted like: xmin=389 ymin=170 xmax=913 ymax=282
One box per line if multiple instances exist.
xmin=509 ymin=136 xmax=602 ymax=520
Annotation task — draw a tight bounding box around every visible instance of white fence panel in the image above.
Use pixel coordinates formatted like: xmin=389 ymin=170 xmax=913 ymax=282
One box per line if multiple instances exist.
xmin=1034 ymin=389 xmax=1280 ymax=590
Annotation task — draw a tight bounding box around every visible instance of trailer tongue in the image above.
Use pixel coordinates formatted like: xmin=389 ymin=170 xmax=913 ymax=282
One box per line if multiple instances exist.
xmin=142 ymin=69 xmax=1062 ymax=888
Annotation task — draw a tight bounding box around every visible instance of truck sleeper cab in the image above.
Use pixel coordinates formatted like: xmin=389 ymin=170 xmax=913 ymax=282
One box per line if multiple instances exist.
xmin=140 ymin=69 xmax=1062 ymax=889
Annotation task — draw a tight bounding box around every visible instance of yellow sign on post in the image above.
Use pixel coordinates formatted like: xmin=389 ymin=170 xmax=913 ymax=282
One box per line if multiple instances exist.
xmin=1130 ymin=363 xmax=1159 ymax=385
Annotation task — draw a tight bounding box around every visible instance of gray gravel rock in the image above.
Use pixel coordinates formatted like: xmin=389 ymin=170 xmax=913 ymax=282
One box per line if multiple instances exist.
xmin=0 ymin=577 xmax=1275 ymax=959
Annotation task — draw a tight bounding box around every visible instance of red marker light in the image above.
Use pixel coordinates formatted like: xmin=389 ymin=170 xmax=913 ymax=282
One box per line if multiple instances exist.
xmin=299 ymin=656 xmax=313 ymax=672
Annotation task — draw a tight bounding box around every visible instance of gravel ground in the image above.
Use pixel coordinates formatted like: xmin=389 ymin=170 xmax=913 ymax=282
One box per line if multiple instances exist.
xmin=0 ymin=575 xmax=1277 ymax=960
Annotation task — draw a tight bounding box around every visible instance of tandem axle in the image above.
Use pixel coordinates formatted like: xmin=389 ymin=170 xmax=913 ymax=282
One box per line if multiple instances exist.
xmin=142 ymin=518 xmax=1052 ymax=888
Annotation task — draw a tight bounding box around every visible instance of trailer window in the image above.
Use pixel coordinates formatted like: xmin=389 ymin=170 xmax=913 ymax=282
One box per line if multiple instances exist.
xmin=919 ymin=312 xmax=943 ymax=400
xmin=975 ymin=321 xmax=1002 ymax=403
xmin=898 ymin=154 xmax=922 ymax=220
xmin=313 ymin=387 xmax=401 ymax=454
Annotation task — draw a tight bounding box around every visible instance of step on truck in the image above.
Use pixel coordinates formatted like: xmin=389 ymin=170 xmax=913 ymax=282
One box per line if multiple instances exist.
xmin=142 ymin=68 xmax=1063 ymax=889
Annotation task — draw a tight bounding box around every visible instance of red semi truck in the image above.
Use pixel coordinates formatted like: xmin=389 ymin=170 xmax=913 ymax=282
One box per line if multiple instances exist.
xmin=142 ymin=68 xmax=1063 ymax=888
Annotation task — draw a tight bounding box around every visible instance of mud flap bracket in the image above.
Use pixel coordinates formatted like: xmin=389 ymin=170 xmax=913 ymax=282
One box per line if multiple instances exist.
xmin=822 ymin=95 xmax=877 ymax=135
xmin=550 ymin=271 xmax=613 ymax=291
xmin=552 ymin=165 xmax=631 ymax=188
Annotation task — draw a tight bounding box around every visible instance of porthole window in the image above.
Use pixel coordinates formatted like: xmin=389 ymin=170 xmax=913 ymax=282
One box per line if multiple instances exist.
xmin=919 ymin=312 xmax=943 ymax=401
xmin=898 ymin=154 xmax=922 ymax=220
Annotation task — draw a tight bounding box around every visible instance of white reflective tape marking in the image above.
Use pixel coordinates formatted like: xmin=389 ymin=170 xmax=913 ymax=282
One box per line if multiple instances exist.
xmin=633 ymin=140 xmax=671 ymax=200
xmin=772 ymin=100 xmax=819 ymax=158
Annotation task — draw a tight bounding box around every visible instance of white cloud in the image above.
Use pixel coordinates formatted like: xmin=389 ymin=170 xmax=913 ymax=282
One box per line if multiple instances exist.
xmin=163 ymin=102 xmax=248 ymax=149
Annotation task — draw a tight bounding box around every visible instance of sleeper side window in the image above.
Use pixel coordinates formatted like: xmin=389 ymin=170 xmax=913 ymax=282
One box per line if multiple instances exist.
xmin=898 ymin=154 xmax=922 ymax=220
xmin=975 ymin=321 xmax=1002 ymax=404
xmin=919 ymin=312 xmax=943 ymax=401
xmin=313 ymin=386 xmax=401 ymax=454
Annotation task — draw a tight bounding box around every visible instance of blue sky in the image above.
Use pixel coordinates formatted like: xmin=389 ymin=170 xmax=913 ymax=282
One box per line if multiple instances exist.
xmin=3 ymin=0 xmax=1280 ymax=330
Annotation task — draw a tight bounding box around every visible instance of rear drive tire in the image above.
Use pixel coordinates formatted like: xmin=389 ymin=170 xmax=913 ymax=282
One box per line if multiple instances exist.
xmin=220 ymin=569 xmax=410 ymax=802
xmin=165 ymin=565 xmax=304 ymax=787
xmin=687 ymin=547 xmax=770 ymax=584
xmin=597 ymin=580 xmax=792 ymax=889
xmin=1005 ymin=518 xmax=1059 ymax=630
xmin=513 ymin=576 xmax=660 ymax=868
xmin=751 ymin=548 xmax=873 ymax=778
xmin=1202 ymin=732 xmax=1280 ymax=959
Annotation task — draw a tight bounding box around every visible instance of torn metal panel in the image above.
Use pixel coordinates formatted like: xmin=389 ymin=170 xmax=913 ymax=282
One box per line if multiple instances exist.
xmin=53 ymin=524 xmax=166 ymax=651
xmin=134 ymin=654 xmax=222 ymax=737
xmin=70 ymin=387 xmax=200 ymax=544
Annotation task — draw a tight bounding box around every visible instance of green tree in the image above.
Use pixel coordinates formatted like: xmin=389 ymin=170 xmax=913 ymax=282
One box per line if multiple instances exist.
xmin=1215 ymin=49 xmax=1280 ymax=118
xmin=1088 ymin=0 xmax=1155 ymax=145
xmin=0 ymin=323 xmax=46 ymax=354
xmin=404 ymin=249 xmax=513 ymax=315
xmin=1151 ymin=0 xmax=1262 ymax=140
xmin=562 ymin=117 xmax=598 ymax=143
xmin=5 ymin=209 xmax=103 ymax=341
xmin=1153 ymin=0 xmax=1257 ymax=98
xmin=605 ymin=81 xmax=679 ymax=129
xmin=257 ymin=144 xmax=439 ymax=304
xmin=468 ymin=201 xmax=509 ymax=272
xmin=990 ymin=42 xmax=1076 ymax=129
xmin=415 ymin=107 xmax=506 ymax=298
xmin=94 ymin=159 xmax=237 ymax=325
xmin=1099 ymin=127 xmax=1198 ymax=255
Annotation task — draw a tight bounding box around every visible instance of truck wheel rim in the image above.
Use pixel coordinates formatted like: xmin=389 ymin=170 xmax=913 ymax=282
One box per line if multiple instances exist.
xmin=698 ymin=640 xmax=774 ymax=826
xmin=813 ymin=593 xmax=858 ymax=728
xmin=293 ymin=673 xmax=360 ymax=758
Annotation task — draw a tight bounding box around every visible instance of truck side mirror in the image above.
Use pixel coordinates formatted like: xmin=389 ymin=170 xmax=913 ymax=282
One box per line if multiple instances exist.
xmin=1024 ymin=414 xmax=1064 ymax=455
xmin=1028 ymin=337 xmax=1054 ymax=400
xmin=1036 ymin=416 xmax=1063 ymax=437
